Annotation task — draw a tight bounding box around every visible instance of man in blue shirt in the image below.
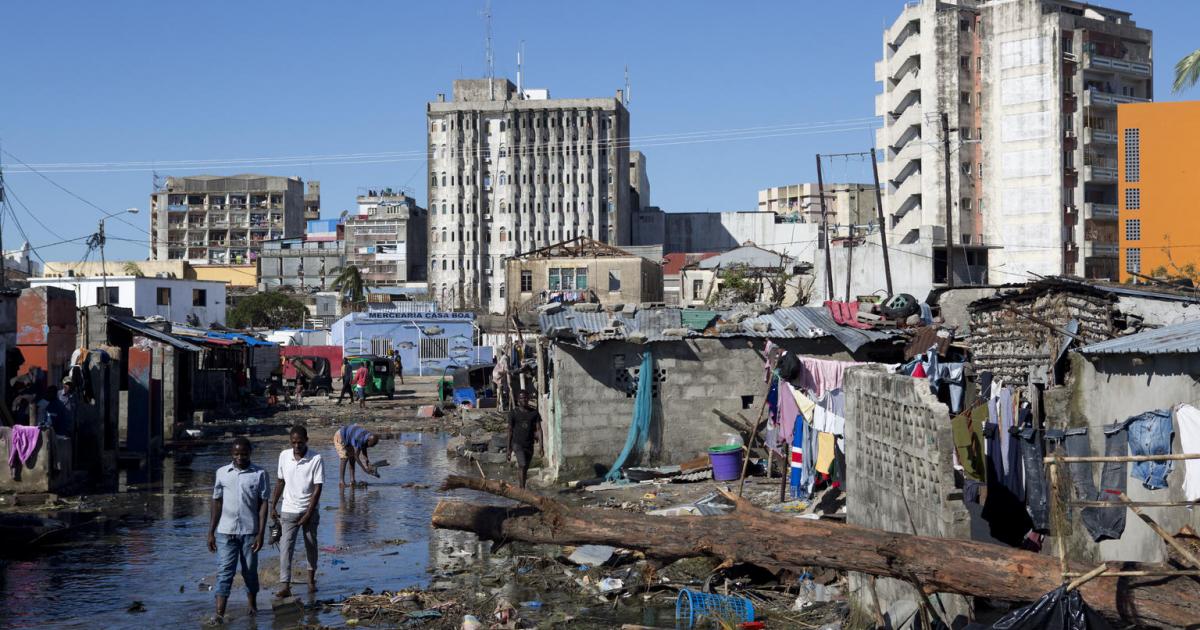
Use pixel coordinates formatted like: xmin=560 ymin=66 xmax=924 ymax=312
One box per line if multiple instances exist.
xmin=333 ymin=423 xmax=380 ymax=488
xmin=207 ymin=436 xmax=270 ymax=622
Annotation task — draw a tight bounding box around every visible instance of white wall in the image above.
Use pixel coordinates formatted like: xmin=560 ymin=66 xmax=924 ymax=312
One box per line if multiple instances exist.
xmin=29 ymin=276 xmax=227 ymax=327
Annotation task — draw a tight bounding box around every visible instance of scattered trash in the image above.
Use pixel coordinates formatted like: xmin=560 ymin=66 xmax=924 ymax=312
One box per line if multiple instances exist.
xmin=676 ymin=589 xmax=754 ymax=629
xmin=598 ymin=577 xmax=624 ymax=593
xmin=793 ymin=573 xmax=842 ymax=610
xmin=406 ymin=609 xmax=442 ymax=620
xmin=331 ymin=558 xmax=346 ymax=566
xmin=493 ymin=598 xmax=517 ymax=624
xmin=647 ymin=492 xmax=735 ymax=517
xmin=197 ymin=581 xmax=212 ymax=592
xmin=520 ymin=601 xmax=543 ymax=609
xmin=127 ymin=601 xmax=146 ymax=613
xmin=461 ymin=614 xmax=482 ymax=630
xmin=567 ymin=544 xmax=615 ymax=567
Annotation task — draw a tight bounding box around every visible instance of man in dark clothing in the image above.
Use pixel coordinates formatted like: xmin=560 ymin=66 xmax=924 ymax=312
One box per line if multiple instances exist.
xmin=506 ymin=391 xmax=542 ymax=488
xmin=335 ymin=361 xmax=353 ymax=406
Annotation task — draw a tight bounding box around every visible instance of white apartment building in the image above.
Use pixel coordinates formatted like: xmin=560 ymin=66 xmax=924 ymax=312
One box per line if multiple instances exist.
xmin=29 ymin=276 xmax=227 ymax=327
xmin=877 ymin=0 xmax=1151 ymax=281
xmin=343 ymin=189 xmax=428 ymax=286
xmin=427 ymin=78 xmax=632 ymax=313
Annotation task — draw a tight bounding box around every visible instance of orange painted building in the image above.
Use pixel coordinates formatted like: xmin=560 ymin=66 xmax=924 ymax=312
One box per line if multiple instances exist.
xmin=1118 ymin=101 xmax=1200 ymax=282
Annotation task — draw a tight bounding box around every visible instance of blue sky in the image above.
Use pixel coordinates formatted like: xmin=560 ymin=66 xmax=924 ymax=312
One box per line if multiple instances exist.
xmin=2 ymin=0 xmax=1197 ymax=261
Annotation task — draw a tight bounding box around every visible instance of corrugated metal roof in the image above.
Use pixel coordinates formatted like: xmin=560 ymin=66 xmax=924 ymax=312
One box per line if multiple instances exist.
xmin=1079 ymin=319 xmax=1200 ymax=355
xmin=540 ymin=305 xmax=898 ymax=352
xmin=109 ymin=316 xmax=204 ymax=352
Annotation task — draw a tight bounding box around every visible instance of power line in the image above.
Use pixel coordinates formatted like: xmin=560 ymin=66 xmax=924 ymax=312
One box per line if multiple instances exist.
xmin=0 ymin=150 xmax=148 ymax=235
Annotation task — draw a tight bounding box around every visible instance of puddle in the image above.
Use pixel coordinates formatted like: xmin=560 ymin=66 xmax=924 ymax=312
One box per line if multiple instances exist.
xmin=0 ymin=432 xmax=475 ymax=629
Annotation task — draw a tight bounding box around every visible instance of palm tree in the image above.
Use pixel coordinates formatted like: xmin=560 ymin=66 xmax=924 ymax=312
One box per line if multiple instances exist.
xmin=122 ymin=261 xmax=145 ymax=277
xmin=1175 ymin=48 xmax=1200 ymax=92
xmin=331 ymin=265 xmax=366 ymax=312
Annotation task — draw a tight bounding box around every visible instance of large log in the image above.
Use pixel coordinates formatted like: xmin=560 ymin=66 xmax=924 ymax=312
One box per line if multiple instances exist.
xmin=432 ymin=475 xmax=1200 ymax=628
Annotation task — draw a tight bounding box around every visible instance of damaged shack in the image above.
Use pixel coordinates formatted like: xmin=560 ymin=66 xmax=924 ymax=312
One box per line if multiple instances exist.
xmin=536 ymin=304 xmax=903 ymax=480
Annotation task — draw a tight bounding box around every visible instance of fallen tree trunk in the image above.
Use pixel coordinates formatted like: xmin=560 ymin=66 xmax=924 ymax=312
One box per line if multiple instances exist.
xmin=432 ymin=475 xmax=1200 ymax=628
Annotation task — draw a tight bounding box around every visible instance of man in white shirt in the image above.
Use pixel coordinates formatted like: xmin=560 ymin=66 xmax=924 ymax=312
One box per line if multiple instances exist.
xmin=271 ymin=425 xmax=324 ymax=598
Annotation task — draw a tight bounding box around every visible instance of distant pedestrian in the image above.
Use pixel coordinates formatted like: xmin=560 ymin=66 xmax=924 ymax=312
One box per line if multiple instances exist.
xmin=334 ymin=423 xmax=379 ymax=488
xmin=353 ymin=363 xmax=369 ymax=409
xmin=507 ymin=391 xmax=542 ymax=489
xmin=293 ymin=372 xmax=308 ymax=407
xmin=393 ymin=354 xmax=404 ymax=386
xmin=207 ymin=437 xmax=270 ymax=623
xmin=271 ymin=426 xmax=323 ymax=598
xmin=335 ymin=361 xmax=353 ymax=406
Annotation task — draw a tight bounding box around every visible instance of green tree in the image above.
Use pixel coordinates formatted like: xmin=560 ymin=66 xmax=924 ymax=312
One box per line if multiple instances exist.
xmin=331 ymin=265 xmax=367 ymax=312
xmin=122 ymin=261 xmax=145 ymax=277
xmin=227 ymin=292 xmax=308 ymax=329
xmin=1175 ymin=48 xmax=1200 ymax=92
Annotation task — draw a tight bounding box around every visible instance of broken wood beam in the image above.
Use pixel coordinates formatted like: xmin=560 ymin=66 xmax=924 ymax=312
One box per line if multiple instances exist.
xmin=433 ymin=475 xmax=1200 ymax=628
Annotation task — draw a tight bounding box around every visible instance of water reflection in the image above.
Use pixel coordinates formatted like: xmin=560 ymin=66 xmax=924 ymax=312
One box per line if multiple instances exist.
xmin=0 ymin=431 xmax=468 ymax=629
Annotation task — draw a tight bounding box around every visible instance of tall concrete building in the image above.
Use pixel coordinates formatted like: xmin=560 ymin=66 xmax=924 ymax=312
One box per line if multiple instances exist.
xmin=343 ymin=188 xmax=428 ymax=287
xmin=877 ymin=0 xmax=1151 ymax=281
xmin=304 ymin=180 xmax=321 ymax=221
xmin=757 ymin=183 xmax=879 ymax=229
xmin=150 ymin=174 xmax=307 ymax=265
xmin=427 ymin=78 xmax=632 ymax=312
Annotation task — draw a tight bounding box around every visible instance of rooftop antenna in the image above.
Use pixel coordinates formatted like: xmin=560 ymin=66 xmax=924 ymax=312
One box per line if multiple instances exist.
xmin=517 ymin=40 xmax=524 ymax=99
xmin=483 ymin=0 xmax=494 ymax=100
xmin=624 ymin=65 xmax=631 ymax=107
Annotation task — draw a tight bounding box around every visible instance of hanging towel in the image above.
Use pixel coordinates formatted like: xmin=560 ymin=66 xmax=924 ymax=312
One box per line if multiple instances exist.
xmin=790 ymin=415 xmax=806 ymax=500
xmin=815 ymin=432 xmax=836 ymax=474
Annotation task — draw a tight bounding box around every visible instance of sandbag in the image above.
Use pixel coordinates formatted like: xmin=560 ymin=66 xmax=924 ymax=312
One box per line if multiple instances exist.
xmin=990 ymin=586 xmax=1112 ymax=630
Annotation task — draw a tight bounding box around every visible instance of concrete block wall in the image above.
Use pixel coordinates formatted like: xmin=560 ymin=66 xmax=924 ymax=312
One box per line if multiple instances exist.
xmin=550 ymin=336 xmax=852 ymax=478
xmin=844 ymin=364 xmax=971 ymax=624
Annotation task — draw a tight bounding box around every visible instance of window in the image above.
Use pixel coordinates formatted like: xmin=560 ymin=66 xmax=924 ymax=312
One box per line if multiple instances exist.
xmin=608 ymin=269 xmax=621 ymax=292
xmin=520 ymin=270 xmax=532 ymax=292
xmin=1124 ymin=128 xmax=1140 ymax=182
xmin=960 ymin=18 xmax=971 ymax=31
xmin=576 ymin=268 xmax=588 ymax=290
xmin=1125 ymin=188 xmax=1141 ymax=210
xmin=560 ymin=268 xmax=575 ymax=290
xmin=1126 ymin=248 xmax=1141 ymax=274
xmin=692 ymin=279 xmax=704 ymax=297
xmin=548 ymin=268 xmax=561 ymax=291
xmin=1124 ymin=218 xmax=1141 ymax=241
xmin=959 ymin=55 xmax=970 ymax=70
xmin=95 ymin=286 xmax=119 ymax=305
xmin=371 ymin=336 xmax=392 ymax=357
xmin=420 ymin=338 xmax=448 ymax=359
xmin=961 ymin=198 xmax=973 ymax=211
xmin=961 ymin=91 xmax=971 ymax=105
xmin=192 ymin=289 xmax=207 ymax=306
xmin=156 ymin=287 xmax=170 ymax=306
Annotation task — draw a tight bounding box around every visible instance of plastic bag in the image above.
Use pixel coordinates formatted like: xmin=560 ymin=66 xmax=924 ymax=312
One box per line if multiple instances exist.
xmin=989 ymin=586 xmax=1113 ymax=630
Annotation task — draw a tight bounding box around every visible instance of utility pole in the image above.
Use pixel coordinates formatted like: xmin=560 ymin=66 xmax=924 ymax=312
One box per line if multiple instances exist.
xmin=816 ymin=155 xmax=834 ymax=301
xmin=0 ymin=150 xmax=6 ymax=291
xmin=869 ymin=148 xmax=893 ymax=296
xmin=941 ymin=113 xmax=956 ymax=288
xmin=98 ymin=219 xmax=108 ymax=303
xmin=845 ymin=222 xmax=854 ymax=302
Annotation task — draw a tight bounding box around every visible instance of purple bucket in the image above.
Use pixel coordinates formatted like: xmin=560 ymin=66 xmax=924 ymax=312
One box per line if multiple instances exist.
xmin=708 ymin=445 xmax=744 ymax=481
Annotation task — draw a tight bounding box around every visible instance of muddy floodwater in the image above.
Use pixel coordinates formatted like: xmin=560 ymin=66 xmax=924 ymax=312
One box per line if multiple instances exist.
xmin=0 ymin=431 xmax=477 ymax=629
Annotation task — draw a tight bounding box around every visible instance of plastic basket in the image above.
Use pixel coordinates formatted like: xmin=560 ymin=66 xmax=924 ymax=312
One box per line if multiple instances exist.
xmin=675 ymin=588 xmax=755 ymax=628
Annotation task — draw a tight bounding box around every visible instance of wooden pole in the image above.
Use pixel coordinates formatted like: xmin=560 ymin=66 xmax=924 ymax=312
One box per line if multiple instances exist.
xmin=869 ymin=148 xmax=894 ymax=296
xmin=1118 ymin=492 xmax=1200 ymax=571
xmin=817 ymin=155 xmax=834 ymax=301
xmin=1066 ymin=564 xmax=1110 ymax=592
xmin=1049 ymin=459 xmax=1069 ymax=580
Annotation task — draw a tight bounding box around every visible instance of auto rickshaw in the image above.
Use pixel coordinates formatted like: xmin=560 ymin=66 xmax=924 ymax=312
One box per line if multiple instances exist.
xmin=285 ymin=356 xmax=333 ymax=396
xmin=345 ymin=355 xmax=395 ymax=399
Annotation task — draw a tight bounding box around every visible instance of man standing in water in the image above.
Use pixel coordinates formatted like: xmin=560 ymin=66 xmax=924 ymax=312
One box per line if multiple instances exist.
xmin=207 ymin=436 xmax=270 ymax=622
xmin=334 ymin=423 xmax=380 ymax=488
xmin=507 ymin=390 xmax=542 ymax=489
xmin=271 ymin=425 xmax=324 ymax=598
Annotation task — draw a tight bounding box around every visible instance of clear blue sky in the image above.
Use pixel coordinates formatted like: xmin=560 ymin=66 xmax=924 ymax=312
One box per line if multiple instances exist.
xmin=3 ymin=0 xmax=1197 ymax=261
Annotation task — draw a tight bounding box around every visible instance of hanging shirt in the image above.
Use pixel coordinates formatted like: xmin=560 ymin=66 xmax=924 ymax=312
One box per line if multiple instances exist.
xmin=796 ymin=357 xmax=851 ymax=400
xmin=776 ymin=382 xmax=801 ymax=447
xmin=1177 ymin=404 xmax=1200 ymax=502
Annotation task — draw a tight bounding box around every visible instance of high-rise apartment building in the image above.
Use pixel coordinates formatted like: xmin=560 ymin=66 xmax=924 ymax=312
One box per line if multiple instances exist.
xmin=304 ymin=180 xmax=322 ymax=221
xmin=150 ymin=174 xmax=307 ymax=264
xmin=427 ymin=78 xmax=631 ymax=312
xmin=1117 ymin=101 xmax=1200 ymax=283
xmin=877 ymin=0 xmax=1151 ymax=281
xmin=757 ymin=183 xmax=879 ymax=229
xmin=343 ymin=188 xmax=428 ymax=287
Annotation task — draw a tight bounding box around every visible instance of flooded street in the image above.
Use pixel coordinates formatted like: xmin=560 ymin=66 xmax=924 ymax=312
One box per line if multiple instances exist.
xmin=0 ymin=431 xmax=471 ymax=629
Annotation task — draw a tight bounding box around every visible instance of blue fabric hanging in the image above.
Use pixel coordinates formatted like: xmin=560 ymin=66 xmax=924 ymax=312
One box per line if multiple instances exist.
xmin=605 ymin=350 xmax=654 ymax=482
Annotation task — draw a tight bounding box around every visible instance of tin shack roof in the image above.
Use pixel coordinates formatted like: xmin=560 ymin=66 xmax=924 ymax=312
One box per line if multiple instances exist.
xmin=1079 ymin=318 xmax=1200 ymax=356
xmin=539 ymin=305 xmax=900 ymax=352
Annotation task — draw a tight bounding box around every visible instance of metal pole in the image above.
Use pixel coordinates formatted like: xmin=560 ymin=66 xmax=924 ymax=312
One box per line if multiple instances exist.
xmin=845 ymin=225 xmax=854 ymax=302
xmin=869 ymin=148 xmax=893 ymax=296
xmin=816 ymin=155 xmax=834 ymax=301
xmin=99 ymin=219 xmax=108 ymax=303
xmin=941 ymin=113 xmax=955 ymax=288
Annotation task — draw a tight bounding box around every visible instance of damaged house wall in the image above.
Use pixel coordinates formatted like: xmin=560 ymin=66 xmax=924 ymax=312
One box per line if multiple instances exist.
xmin=548 ymin=336 xmax=854 ymax=479
xmin=844 ymin=365 xmax=971 ymax=624
xmin=1053 ymin=352 xmax=1200 ymax=564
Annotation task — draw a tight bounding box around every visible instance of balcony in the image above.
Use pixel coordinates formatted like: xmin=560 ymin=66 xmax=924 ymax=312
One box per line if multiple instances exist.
xmin=1085 ymin=202 xmax=1119 ymax=220
xmin=1084 ymin=89 xmax=1150 ymax=109
xmin=1084 ymin=128 xmax=1118 ymax=145
xmin=1084 ymin=242 xmax=1119 ymax=258
xmin=167 ymin=203 xmax=189 ymax=212
xmin=1084 ymin=165 xmax=1118 ymax=183
xmin=1083 ymin=53 xmax=1151 ymax=77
